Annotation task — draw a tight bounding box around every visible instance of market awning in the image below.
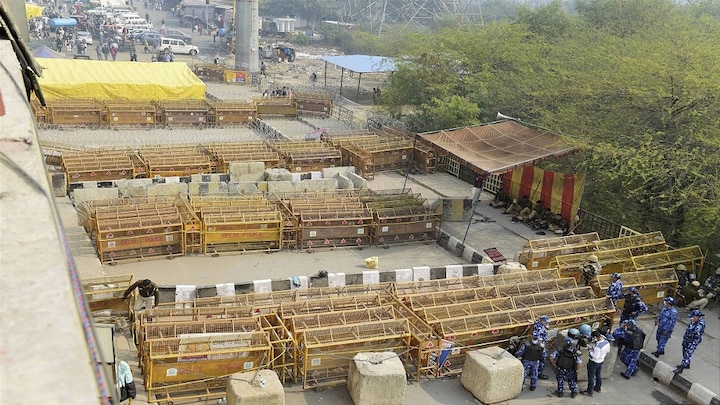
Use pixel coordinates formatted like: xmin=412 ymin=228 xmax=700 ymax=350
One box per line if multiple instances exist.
xmin=319 ymin=54 xmax=396 ymax=98
xmin=419 ymin=119 xmax=579 ymax=175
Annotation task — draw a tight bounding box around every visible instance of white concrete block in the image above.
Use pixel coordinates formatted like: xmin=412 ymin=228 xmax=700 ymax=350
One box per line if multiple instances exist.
xmin=413 ymin=266 xmax=431 ymax=282
xmin=687 ymin=383 xmax=716 ymax=405
xmin=147 ymin=182 xmax=188 ymax=197
xmin=348 ymin=352 xmax=406 ymax=405
xmin=216 ymin=283 xmax=235 ymax=297
xmin=335 ymin=173 xmax=353 ymax=189
xmin=347 ymin=172 xmax=369 ymax=189
xmin=461 ymin=346 xmax=523 ymax=404
xmin=267 ymin=181 xmax=296 ymax=193
xmin=227 ymin=369 xmax=284 ymax=405
xmin=321 ymin=166 xmax=355 ymax=178
xmin=395 ymin=269 xmax=412 ymax=283
xmin=653 ymin=360 xmax=676 ymax=386
xmin=253 ymin=279 xmax=272 ymax=293
xmin=328 ymin=272 xmax=346 ymax=287
xmin=289 ymin=276 xmax=308 ymax=290
xmin=461 ymin=247 xmax=477 ymax=263
xmin=265 ymin=168 xmax=293 ymax=181
xmin=175 ymin=285 xmax=196 ymax=307
xmin=445 ymin=264 xmax=463 ymax=279
xmin=477 ymin=263 xmax=494 ymax=276
xmin=362 ymin=270 xmax=380 ymax=285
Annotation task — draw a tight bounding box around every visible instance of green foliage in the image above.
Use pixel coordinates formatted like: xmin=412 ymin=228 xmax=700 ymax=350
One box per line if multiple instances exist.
xmin=354 ymin=0 xmax=720 ymax=258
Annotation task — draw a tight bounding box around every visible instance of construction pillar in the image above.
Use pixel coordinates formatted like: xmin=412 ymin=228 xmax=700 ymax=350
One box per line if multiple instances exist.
xmin=234 ymin=0 xmax=259 ymax=73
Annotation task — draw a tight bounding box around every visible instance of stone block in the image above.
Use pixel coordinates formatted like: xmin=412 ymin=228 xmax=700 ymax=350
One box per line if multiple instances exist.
xmin=230 ymin=182 xmax=260 ymax=195
xmin=229 ymin=162 xmax=265 ymax=182
xmin=347 ymin=352 xmax=406 ymax=405
xmin=461 ymin=346 xmax=523 ymax=404
xmin=257 ymin=181 xmax=268 ymax=192
xmin=72 ymin=188 xmax=119 ymax=206
xmin=226 ymin=369 xmax=284 ymax=405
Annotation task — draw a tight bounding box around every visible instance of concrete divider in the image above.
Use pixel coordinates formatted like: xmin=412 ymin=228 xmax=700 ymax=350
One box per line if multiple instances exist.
xmin=640 ymin=352 xmax=720 ymax=405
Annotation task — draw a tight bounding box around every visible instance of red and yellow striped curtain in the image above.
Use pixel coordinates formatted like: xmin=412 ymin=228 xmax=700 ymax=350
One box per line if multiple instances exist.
xmin=502 ymin=166 xmax=585 ymax=225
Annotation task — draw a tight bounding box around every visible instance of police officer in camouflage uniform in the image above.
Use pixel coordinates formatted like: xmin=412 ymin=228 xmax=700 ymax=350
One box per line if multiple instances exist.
xmin=612 ymin=319 xmax=645 ymax=379
xmin=675 ymin=309 xmax=706 ymax=373
xmin=605 ymin=273 xmax=624 ymax=307
xmin=532 ymin=315 xmax=551 ymax=379
xmin=620 ymin=287 xmax=648 ymax=323
xmin=652 ymin=297 xmax=678 ymax=357
xmin=516 ymin=337 xmax=545 ymax=391
xmin=550 ymin=338 xmax=581 ymax=398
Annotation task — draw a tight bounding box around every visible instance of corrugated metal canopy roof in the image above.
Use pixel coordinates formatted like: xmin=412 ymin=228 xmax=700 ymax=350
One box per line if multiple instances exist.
xmin=420 ymin=120 xmax=579 ymax=174
xmin=320 ymin=55 xmax=397 ymax=74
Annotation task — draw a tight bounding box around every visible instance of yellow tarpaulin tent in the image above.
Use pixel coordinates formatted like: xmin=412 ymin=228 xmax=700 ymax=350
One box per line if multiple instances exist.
xmin=26 ymin=3 xmax=44 ymax=19
xmin=36 ymin=59 xmax=206 ymax=100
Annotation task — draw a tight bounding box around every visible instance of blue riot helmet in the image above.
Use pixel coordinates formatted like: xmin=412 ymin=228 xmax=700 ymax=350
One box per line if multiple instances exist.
xmin=568 ymin=328 xmax=581 ymax=339
xmin=579 ymin=324 xmax=592 ymax=338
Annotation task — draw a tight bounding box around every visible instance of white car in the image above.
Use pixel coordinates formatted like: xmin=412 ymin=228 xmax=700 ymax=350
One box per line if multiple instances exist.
xmin=160 ymin=37 xmax=199 ymax=56
xmin=76 ymin=31 xmax=93 ymax=44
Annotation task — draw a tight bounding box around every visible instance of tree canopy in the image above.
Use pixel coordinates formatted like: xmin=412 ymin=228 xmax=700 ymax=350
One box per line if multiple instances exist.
xmin=339 ymin=0 xmax=720 ymax=260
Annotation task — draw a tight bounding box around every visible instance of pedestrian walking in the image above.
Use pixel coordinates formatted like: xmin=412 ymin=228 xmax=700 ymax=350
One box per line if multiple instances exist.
xmin=675 ymin=309 xmax=706 ymax=373
xmin=612 ymin=319 xmax=645 ymax=379
xmin=95 ymin=44 xmax=102 ymax=60
xmin=581 ymin=330 xmax=611 ymax=396
xmin=532 ymin=315 xmax=552 ymax=380
xmin=652 ymin=296 xmax=678 ymax=357
xmin=260 ymin=61 xmax=267 ymax=77
xmin=515 ymin=337 xmax=545 ymax=391
xmin=550 ymin=338 xmax=581 ymax=398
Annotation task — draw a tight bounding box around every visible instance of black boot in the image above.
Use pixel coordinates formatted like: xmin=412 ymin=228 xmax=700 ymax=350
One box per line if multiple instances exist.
xmin=673 ymin=366 xmax=684 ymax=374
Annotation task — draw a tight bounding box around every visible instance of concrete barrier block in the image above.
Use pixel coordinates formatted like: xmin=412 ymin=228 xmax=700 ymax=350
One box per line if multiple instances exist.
xmin=322 ymin=166 xmax=355 ymax=178
xmin=253 ymin=279 xmax=272 ymax=293
xmin=395 ymin=269 xmax=412 ymax=283
xmin=445 ymin=264 xmax=463 ymax=278
xmin=348 ymin=352 xmax=406 ymax=405
xmin=73 ymin=188 xmax=119 ymax=206
xmin=653 ymin=360 xmax=676 ymax=386
xmin=461 ymin=347 xmax=523 ymax=404
xmin=267 ymin=181 xmax=296 ymax=193
xmin=688 ymin=384 xmax=717 ymax=405
xmin=476 ymin=263 xmax=494 ymax=276
xmin=147 ymin=182 xmax=188 ymax=197
xmin=229 ymin=182 xmax=259 ymax=195
xmin=328 ymin=272 xmax=345 ymax=287
xmin=229 ymin=162 xmax=265 ymax=182
xmin=461 ymin=247 xmax=477 ymax=263
xmin=335 ymin=173 xmax=353 ymax=189
xmin=347 ymin=172 xmax=369 ymax=189
xmin=227 ymin=369 xmax=284 ymax=405
xmin=362 ymin=270 xmax=380 ymax=284
xmin=412 ymin=266 xmax=431 ymax=282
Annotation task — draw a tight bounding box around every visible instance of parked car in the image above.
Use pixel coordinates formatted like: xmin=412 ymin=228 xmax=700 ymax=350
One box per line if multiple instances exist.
xmin=132 ymin=29 xmax=155 ymax=39
xmin=140 ymin=31 xmax=162 ymax=47
xmin=160 ymin=37 xmax=198 ymax=55
xmin=76 ymin=30 xmax=93 ymax=44
xmin=163 ymin=29 xmax=192 ymax=43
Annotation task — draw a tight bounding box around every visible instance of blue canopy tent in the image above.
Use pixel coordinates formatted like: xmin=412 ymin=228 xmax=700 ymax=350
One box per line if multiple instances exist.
xmin=320 ymin=55 xmax=396 ymax=98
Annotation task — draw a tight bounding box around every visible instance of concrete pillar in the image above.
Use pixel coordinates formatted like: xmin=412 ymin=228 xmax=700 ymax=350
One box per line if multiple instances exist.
xmin=234 ymin=0 xmax=259 ymax=72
